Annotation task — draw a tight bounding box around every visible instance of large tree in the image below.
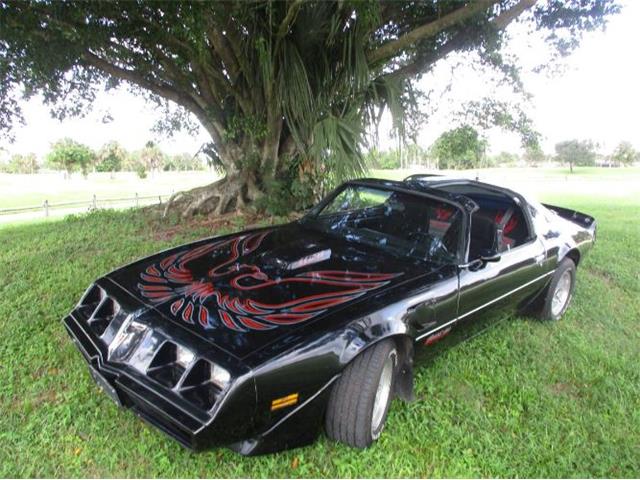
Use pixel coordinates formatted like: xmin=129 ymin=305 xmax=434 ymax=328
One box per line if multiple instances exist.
xmin=431 ymin=125 xmax=487 ymax=169
xmin=0 ymin=1 xmax=619 ymax=215
xmin=46 ymin=138 xmax=95 ymax=177
xmin=555 ymin=139 xmax=597 ymax=173
xmin=611 ymin=141 xmax=639 ymax=166
xmin=96 ymin=140 xmax=127 ymax=173
xmin=1 ymin=152 xmax=39 ymax=174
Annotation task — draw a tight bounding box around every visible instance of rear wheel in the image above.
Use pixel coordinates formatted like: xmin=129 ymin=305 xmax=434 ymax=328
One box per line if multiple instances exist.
xmin=325 ymin=340 xmax=397 ymax=448
xmin=538 ymin=258 xmax=576 ymax=321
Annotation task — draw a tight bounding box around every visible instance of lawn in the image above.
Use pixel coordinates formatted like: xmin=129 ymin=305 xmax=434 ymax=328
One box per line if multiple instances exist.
xmin=0 ymin=190 xmax=638 ymax=477
xmin=0 ymin=171 xmax=216 ymax=210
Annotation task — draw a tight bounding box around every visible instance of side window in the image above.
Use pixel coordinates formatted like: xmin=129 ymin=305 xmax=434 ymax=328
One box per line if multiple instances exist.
xmin=468 ymin=199 xmax=534 ymax=259
xmin=495 ymin=204 xmax=532 ymax=251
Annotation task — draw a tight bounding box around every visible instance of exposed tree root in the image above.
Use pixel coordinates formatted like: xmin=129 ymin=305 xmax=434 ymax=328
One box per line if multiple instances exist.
xmin=161 ymin=175 xmax=262 ymax=219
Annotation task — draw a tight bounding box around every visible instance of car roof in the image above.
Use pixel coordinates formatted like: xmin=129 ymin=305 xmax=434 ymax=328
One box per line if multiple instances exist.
xmin=346 ymin=177 xmax=478 ymax=213
xmin=403 ymin=173 xmax=522 ymax=199
xmin=348 ymin=174 xmax=528 ymax=214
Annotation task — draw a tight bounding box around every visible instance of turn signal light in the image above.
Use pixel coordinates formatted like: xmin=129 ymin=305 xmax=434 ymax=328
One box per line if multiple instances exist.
xmin=270 ymin=393 xmax=299 ymax=411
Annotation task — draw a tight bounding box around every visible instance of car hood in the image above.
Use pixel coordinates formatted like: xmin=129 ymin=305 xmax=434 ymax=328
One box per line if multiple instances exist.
xmin=105 ymin=223 xmax=430 ymax=360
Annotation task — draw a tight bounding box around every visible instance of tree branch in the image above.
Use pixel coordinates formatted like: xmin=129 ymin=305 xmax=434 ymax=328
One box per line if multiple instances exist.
xmin=82 ymin=51 xmax=187 ymax=106
xmin=277 ymin=0 xmax=303 ymax=39
xmin=82 ymin=51 xmax=229 ymax=148
xmin=204 ymin=13 xmax=241 ymax=83
xmin=367 ymin=0 xmax=499 ymax=64
xmin=492 ymin=0 xmax=538 ymax=29
xmin=380 ymin=0 xmax=539 ymax=82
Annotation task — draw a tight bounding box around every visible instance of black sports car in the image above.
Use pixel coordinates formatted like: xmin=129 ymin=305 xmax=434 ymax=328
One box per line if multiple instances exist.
xmin=63 ymin=175 xmax=596 ymax=455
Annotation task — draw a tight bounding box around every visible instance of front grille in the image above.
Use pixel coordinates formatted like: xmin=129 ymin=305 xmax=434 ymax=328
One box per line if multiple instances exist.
xmin=74 ymin=283 xmax=230 ymax=414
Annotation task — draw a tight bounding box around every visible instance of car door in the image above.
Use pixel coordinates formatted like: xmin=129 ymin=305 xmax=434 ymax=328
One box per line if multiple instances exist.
xmin=456 ymin=206 xmax=552 ymax=321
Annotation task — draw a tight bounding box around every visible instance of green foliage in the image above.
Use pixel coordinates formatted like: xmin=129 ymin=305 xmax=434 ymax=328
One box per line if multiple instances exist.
xmin=431 ymin=126 xmax=487 ymax=170
xmin=163 ymin=153 xmax=205 ymax=171
xmin=0 ymin=188 xmax=639 ymax=476
xmin=123 ymin=141 xmax=164 ymax=177
xmin=0 ymin=153 xmax=39 ymax=173
xmin=223 ymin=114 xmax=267 ymax=144
xmin=365 ymin=145 xmax=432 ymax=170
xmin=45 ymin=138 xmax=95 ymax=176
xmin=139 ymin=141 xmax=165 ymax=172
xmin=255 ymin=178 xmax=297 ymax=217
xmin=490 ymin=151 xmax=519 ymax=167
xmin=366 ymin=149 xmax=401 ymax=170
xmin=135 ymin=164 xmax=147 ymax=179
xmin=523 ymin=145 xmax=546 ymax=166
xmin=461 ymin=99 xmax=541 ymax=149
xmin=611 ymin=141 xmax=638 ymax=166
xmin=555 ymin=139 xmax=597 ymax=172
xmin=95 ymin=141 xmax=126 ymax=173
xmin=403 ymin=143 xmax=432 ymax=168
xmin=257 ymin=157 xmax=322 ymax=216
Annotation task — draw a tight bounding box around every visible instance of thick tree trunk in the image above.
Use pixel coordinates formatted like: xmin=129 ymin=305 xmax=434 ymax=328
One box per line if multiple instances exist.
xmin=161 ymin=114 xmax=295 ymax=219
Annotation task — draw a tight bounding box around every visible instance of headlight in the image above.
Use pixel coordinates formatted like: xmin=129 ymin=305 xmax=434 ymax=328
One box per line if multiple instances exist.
xmin=210 ymin=363 xmax=231 ymax=389
xmin=179 ymin=359 xmax=231 ymax=411
xmin=108 ymin=317 xmax=149 ymax=363
xmin=175 ymin=344 xmax=195 ymax=367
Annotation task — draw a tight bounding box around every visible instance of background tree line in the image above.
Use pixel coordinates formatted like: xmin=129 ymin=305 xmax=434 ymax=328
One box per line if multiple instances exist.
xmin=0 ymin=139 xmax=206 ymax=177
xmin=366 ymin=125 xmax=639 ymax=171
xmin=4 ymin=132 xmax=637 ymax=176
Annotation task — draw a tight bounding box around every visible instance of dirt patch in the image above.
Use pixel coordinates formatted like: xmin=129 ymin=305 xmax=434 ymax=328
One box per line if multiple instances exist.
xmin=30 ymin=389 xmax=61 ymax=408
xmin=589 ymin=268 xmax=617 ymax=287
xmin=145 ymin=209 xmax=300 ymax=242
xmin=548 ymin=381 xmax=581 ymax=398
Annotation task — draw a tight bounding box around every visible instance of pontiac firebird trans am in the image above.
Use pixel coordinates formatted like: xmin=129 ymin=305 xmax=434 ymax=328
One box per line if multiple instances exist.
xmin=64 ymin=175 xmax=596 ymax=455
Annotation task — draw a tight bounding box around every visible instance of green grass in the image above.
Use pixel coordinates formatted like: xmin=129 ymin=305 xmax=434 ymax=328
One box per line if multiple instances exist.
xmin=0 ymin=171 xmax=216 ymax=209
xmin=0 ymin=193 xmax=638 ymax=477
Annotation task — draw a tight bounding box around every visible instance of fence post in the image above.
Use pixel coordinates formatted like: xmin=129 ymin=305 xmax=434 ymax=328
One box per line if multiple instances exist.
xmin=92 ymin=194 xmax=97 ymax=209
xmin=43 ymin=200 xmax=49 ymax=218
xmin=135 ymin=192 xmax=139 ymax=207
xmin=158 ymin=195 xmax=162 ymax=205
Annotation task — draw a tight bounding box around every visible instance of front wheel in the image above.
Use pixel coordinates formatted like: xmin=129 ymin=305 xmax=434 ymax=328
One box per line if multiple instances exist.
xmin=325 ymin=340 xmax=397 ymax=448
xmin=538 ymin=258 xmax=576 ymax=321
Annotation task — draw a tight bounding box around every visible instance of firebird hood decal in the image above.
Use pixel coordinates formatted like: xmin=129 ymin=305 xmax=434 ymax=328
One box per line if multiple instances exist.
xmin=134 ymin=230 xmax=401 ymax=333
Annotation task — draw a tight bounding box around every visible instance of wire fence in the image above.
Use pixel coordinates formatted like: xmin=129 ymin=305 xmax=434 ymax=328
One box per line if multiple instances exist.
xmin=0 ymin=192 xmax=173 ymax=219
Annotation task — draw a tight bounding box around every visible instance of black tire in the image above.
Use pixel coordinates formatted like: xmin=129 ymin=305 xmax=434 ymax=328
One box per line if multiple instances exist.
xmin=325 ymin=340 xmax=398 ymax=449
xmin=538 ymin=258 xmax=577 ymax=321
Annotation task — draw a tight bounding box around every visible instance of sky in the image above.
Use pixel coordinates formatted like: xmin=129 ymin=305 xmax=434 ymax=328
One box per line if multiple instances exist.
xmin=1 ymin=1 xmax=639 ymax=160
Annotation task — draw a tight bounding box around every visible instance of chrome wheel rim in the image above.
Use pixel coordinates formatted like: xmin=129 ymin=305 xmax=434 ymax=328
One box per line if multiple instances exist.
xmin=371 ymin=352 xmax=395 ymax=438
xmin=551 ymin=270 xmax=572 ymax=316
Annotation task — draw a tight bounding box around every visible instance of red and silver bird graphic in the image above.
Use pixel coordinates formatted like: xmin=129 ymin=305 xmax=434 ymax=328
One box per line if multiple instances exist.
xmin=137 ymin=231 xmax=401 ymax=332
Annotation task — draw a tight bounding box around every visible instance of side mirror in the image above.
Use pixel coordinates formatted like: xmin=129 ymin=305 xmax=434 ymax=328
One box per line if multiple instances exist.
xmin=459 ymin=249 xmax=501 ymax=271
xmin=479 ymin=249 xmax=501 ymax=263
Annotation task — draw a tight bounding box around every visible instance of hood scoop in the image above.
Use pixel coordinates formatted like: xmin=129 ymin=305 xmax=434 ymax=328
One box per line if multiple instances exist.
xmin=285 ymin=249 xmax=331 ymax=271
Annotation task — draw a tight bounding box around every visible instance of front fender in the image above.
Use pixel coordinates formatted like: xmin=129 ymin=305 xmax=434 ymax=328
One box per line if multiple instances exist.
xmin=237 ymin=306 xmax=417 ymax=454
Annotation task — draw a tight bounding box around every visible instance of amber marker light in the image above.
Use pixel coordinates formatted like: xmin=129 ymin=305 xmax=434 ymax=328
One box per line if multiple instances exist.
xmin=270 ymin=393 xmax=299 ymax=411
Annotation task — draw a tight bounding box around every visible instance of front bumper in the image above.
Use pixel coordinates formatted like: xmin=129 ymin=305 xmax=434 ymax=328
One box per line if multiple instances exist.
xmin=64 ymin=313 xmax=209 ymax=448
xmin=63 ymin=281 xmax=256 ymax=450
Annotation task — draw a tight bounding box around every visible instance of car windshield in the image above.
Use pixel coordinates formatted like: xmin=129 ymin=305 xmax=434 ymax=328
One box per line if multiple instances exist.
xmin=302 ymin=185 xmax=463 ymax=263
